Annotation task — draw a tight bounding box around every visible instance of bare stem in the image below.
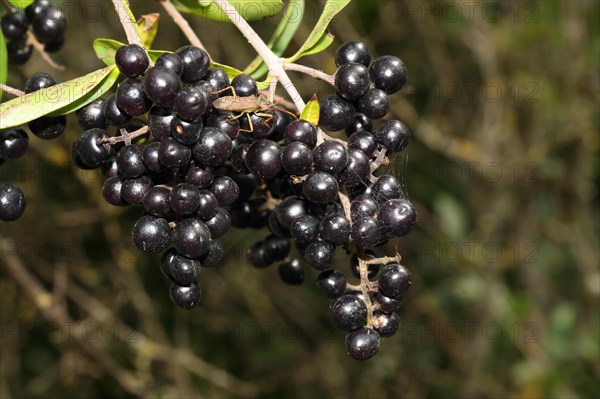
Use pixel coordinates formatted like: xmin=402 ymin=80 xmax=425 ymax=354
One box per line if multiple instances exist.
xmin=111 ymin=0 xmax=143 ymax=47
xmin=27 ymin=32 xmax=65 ymax=70
xmin=212 ymin=0 xmax=306 ymax=112
xmin=159 ymin=0 xmax=206 ymax=51
xmin=0 ymin=83 xmax=25 ymax=97
xmin=339 ymin=189 xmax=353 ymax=225
xmin=282 ymin=61 xmax=335 ymax=86
xmin=99 ymin=126 xmax=149 ymax=145
xmin=370 ymin=148 xmax=388 ymax=172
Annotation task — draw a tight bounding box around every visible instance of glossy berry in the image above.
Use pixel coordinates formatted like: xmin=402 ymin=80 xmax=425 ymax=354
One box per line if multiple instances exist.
xmin=304 ymin=240 xmax=335 ymax=270
xmin=170 ymin=117 xmax=202 ymax=146
xmin=115 ymin=44 xmax=149 ymax=78
xmin=173 ymin=218 xmax=211 ymax=258
xmin=104 ymin=94 xmax=131 ymax=126
xmin=31 ymin=6 xmax=67 ymax=44
xmin=132 ymin=215 xmax=171 ymax=253
xmin=155 ymin=52 xmax=183 ymax=76
xmin=199 ymin=239 xmax=224 ymax=266
xmin=141 ymin=142 xmax=163 ymax=173
xmin=375 ymin=120 xmax=410 ymax=153
xmin=378 ymin=198 xmax=417 ymax=237
xmin=158 ymin=137 xmax=191 ymax=169
xmin=278 ymin=259 xmax=304 ymax=285
xmin=72 ymin=129 xmax=113 ymax=168
xmin=281 ymin=141 xmax=312 ymax=175
xmin=239 ymin=112 xmax=276 ymax=140
xmin=335 ymin=40 xmax=371 ymax=67
xmin=1 ymin=12 xmax=28 ymax=41
xmin=25 ymin=0 xmax=51 ymax=23
xmin=121 ymin=176 xmax=153 ymax=206
xmin=335 ymin=63 xmax=371 ymax=102
xmin=143 ymin=66 xmax=181 ymax=108
xmin=378 ymin=264 xmax=411 ymax=298
xmin=245 ymin=139 xmax=282 ymax=180
xmin=350 ymin=195 xmax=378 ymax=219
xmin=166 ymin=253 xmax=200 ymax=286
xmin=24 ymin=72 xmax=56 ymax=93
xmin=303 ymin=172 xmax=339 ymax=203
xmin=374 ymin=292 xmax=400 ymax=313
xmin=284 ymin=120 xmax=318 ymax=149
xmin=320 ymin=213 xmax=351 ymax=246
xmin=370 ymin=55 xmax=407 ymax=94
xmin=28 ymin=115 xmax=66 ymax=140
xmin=319 ymin=95 xmax=355 ymax=131
xmin=371 ymin=174 xmax=402 ymax=204
xmin=359 ymin=89 xmax=390 ymax=119
xmin=193 ymin=189 xmax=217 ymax=220
xmin=290 ymin=215 xmax=319 ymax=245
xmin=246 ymin=242 xmax=271 ymax=268
xmin=314 ymin=141 xmax=348 ymax=175
xmin=276 ymin=197 xmax=307 ymax=229
xmin=7 ymin=39 xmax=33 ymax=65
xmin=175 ymin=45 xmax=210 ymax=83
xmin=351 ymin=217 xmax=382 ymax=248
xmin=0 ymin=184 xmax=26 ymax=221
xmin=203 ymin=67 xmax=230 ymax=92
xmin=193 ymin=127 xmax=232 ymax=166
xmin=231 ymin=74 xmax=258 ymax=97
xmin=208 ymin=176 xmax=239 ymax=205
xmin=116 ymin=78 xmax=152 ymax=116
xmin=185 ymin=163 xmax=214 ymax=189
xmin=345 ymin=327 xmax=380 ymax=360
xmin=330 ymin=294 xmax=367 ymax=331
xmin=143 ymin=186 xmax=173 ymax=218
xmin=170 ymin=183 xmax=201 ymax=216
xmin=0 ymin=128 xmax=28 ymax=159
xmin=102 ymin=176 xmax=127 ymax=207
xmin=174 ymin=86 xmax=207 ymax=122
xmin=340 ymin=148 xmax=370 ymax=187
xmin=116 ymin=145 xmax=145 ymax=177
xmin=263 ymin=235 xmax=290 ymax=261
xmin=230 ymin=143 xmax=250 ymax=173
xmin=374 ymin=311 xmax=400 ymax=337
xmin=204 ymin=208 xmax=231 ymax=238
xmin=205 ymin=111 xmax=239 ymax=139
xmin=316 ymin=270 xmax=347 ymax=299
xmin=77 ymin=99 xmax=108 ymax=130
xmin=170 ymin=281 xmax=202 ymax=310
xmin=346 ymin=113 xmax=373 ymax=135
xmin=348 ymin=130 xmax=377 ymax=156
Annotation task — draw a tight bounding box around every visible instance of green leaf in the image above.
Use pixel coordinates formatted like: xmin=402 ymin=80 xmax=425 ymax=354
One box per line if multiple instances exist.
xmin=245 ymin=0 xmax=305 ymax=79
xmin=94 ymin=38 xmax=122 ymax=66
xmin=300 ymin=95 xmax=319 ymax=126
xmin=287 ymin=0 xmax=350 ymax=62
xmin=172 ymin=0 xmax=284 ymax=22
xmin=136 ymin=13 xmax=160 ymax=50
xmin=9 ymin=0 xmax=34 ymax=8
xmin=0 ymin=31 xmax=6 ymax=97
xmin=0 ymin=66 xmax=117 ymax=129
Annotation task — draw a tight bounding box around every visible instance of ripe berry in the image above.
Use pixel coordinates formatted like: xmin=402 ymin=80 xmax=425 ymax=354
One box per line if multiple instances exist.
xmin=374 ymin=311 xmax=400 ymax=337
xmin=143 ymin=186 xmax=173 ymax=218
xmin=173 ymin=218 xmax=211 ymax=258
xmin=335 ymin=63 xmax=371 ymax=102
xmin=304 ymin=240 xmax=335 ymax=270
xmin=276 ymin=197 xmax=307 ymax=229
xmin=263 ymin=235 xmax=290 ymax=261
xmin=115 ymin=44 xmax=149 ymax=78
xmin=371 ymin=174 xmax=402 ymax=204
xmin=375 ymin=120 xmax=410 ymax=153
xmin=335 ymin=40 xmax=371 ymax=67
xmin=330 ymin=294 xmax=367 ymax=331
xmin=174 ymin=86 xmax=207 ymax=122
xmin=194 ymin=190 xmax=218 ymax=220
xmin=24 ymin=72 xmax=56 ymax=93
xmin=208 ymin=175 xmax=239 ymax=205
xmin=245 ymin=139 xmax=282 ymax=180
xmin=170 ymin=183 xmax=201 ymax=216
xmin=231 ymin=74 xmax=258 ymax=97
xmin=155 ymin=52 xmax=183 ymax=76
xmin=345 ymin=327 xmax=380 ymax=360
xmin=348 ymin=131 xmax=377 ymax=156
xmin=204 ymin=208 xmax=231 ymax=238
xmin=281 ymin=141 xmax=312 ymax=175
xmin=102 ymin=176 xmax=127 ymax=206
xmin=31 ymin=6 xmax=67 ymax=44
xmin=0 ymin=184 xmax=26 ymax=221
xmin=1 ymin=12 xmax=28 ymax=41
xmin=132 ymin=215 xmax=172 ymax=253
xmin=378 ymin=198 xmax=417 ymax=237
xmin=170 ymin=281 xmax=202 ymax=310
xmin=317 ymin=270 xmax=347 ymax=299
xmin=143 ymin=66 xmax=181 ymax=108
xmin=378 ymin=264 xmax=411 ymax=299
xmin=28 ymin=115 xmax=67 ymax=140
xmin=158 ymin=137 xmax=191 ymax=168
xmin=351 ymin=217 xmax=382 ymax=247
xmin=303 ymin=172 xmax=339 ymax=203
xmin=239 ymin=112 xmax=276 ymax=140
xmin=77 ymin=99 xmax=108 ymax=130
xmin=278 ymin=259 xmax=304 ymax=285
xmin=116 ymin=145 xmax=145 ymax=178
xmin=346 ymin=113 xmax=373 ymax=135
xmin=320 ymin=213 xmax=351 ymax=246
xmin=350 ymin=195 xmax=378 ymax=219
xmin=0 ymin=128 xmax=28 ymax=159
xmin=230 ymin=143 xmax=250 ymax=173
xmin=199 ymin=239 xmax=224 ymax=266
xmin=374 ymin=292 xmax=400 ymax=313
xmin=205 ymin=111 xmax=239 ymax=140
xmin=340 ymin=148 xmax=370 ymax=186
xmin=104 ymin=94 xmax=131 ymax=126
xmin=192 ymin=127 xmax=232 ymax=166
xmin=370 ymin=55 xmax=407 ymax=94
xmin=284 ymin=120 xmax=318 ymax=148
xmin=166 ymin=253 xmax=200 ymax=286
xmin=7 ymin=39 xmax=33 ymax=64
xmin=359 ymin=88 xmax=390 ymax=120
xmin=72 ymin=129 xmax=113 ymax=168
xmin=203 ymin=67 xmax=230 ymax=92
xmin=319 ymin=95 xmax=355 ymax=131
xmin=246 ymin=242 xmax=271 ymax=268
xmin=290 ymin=215 xmax=319 ymax=245
xmin=116 ymin=78 xmax=152 ymax=116
xmin=314 ymin=141 xmax=348 ymax=175
xmin=25 ymin=0 xmax=51 ymax=23
xmin=175 ymin=45 xmax=210 ymax=83
xmin=185 ymin=162 xmax=214 ymax=189
xmin=141 ymin=142 xmax=163 ymax=173
xmin=121 ymin=176 xmax=153 ymax=206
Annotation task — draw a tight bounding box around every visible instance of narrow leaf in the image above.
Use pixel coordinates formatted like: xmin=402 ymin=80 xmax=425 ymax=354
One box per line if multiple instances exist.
xmin=245 ymin=0 xmax=305 ymax=78
xmin=288 ymin=0 xmax=350 ymax=62
xmin=94 ymin=38 xmax=122 ymax=66
xmin=293 ymin=32 xmax=334 ymax=59
xmin=136 ymin=13 xmax=160 ymax=50
xmin=300 ymin=95 xmax=320 ymax=126
xmin=0 ymin=31 xmax=6 ymax=97
xmin=9 ymin=0 xmax=34 ymax=8
xmin=172 ymin=0 xmax=284 ymax=22
xmin=0 ymin=66 xmax=116 ymax=129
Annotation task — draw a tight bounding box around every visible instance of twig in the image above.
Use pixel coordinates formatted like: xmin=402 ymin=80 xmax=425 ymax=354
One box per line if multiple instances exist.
xmin=0 ymin=83 xmax=25 ymax=97
xmin=370 ymin=148 xmax=388 ymax=172
xmin=338 ymin=189 xmax=353 ymax=225
xmin=282 ymin=61 xmax=335 ymax=86
xmin=212 ymin=0 xmax=306 ymax=112
xmin=258 ymin=90 xmax=297 ymax=111
xmin=268 ymin=75 xmax=278 ymax=103
xmin=27 ymin=32 xmax=65 ymax=70
xmin=111 ymin=0 xmax=144 ymax=47
xmin=99 ymin=125 xmax=149 ymax=145
xmin=159 ymin=0 xmax=206 ymax=51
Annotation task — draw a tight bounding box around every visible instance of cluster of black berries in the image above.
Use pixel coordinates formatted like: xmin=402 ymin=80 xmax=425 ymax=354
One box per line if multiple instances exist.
xmin=1 ymin=0 xmax=67 ymax=65
xmin=0 ymin=71 xmax=67 ymax=221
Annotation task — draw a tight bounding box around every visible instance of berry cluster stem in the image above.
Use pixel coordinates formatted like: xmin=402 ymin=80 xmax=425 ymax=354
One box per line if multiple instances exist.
xmin=26 ymin=31 xmax=65 ymax=70
xmin=99 ymin=126 xmax=149 ymax=146
xmin=111 ymin=0 xmax=144 ymax=48
xmin=0 ymin=83 xmax=25 ymax=97
xmin=282 ymin=61 xmax=335 ymax=86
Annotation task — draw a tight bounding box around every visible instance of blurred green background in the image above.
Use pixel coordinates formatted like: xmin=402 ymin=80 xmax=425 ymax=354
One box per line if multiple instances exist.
xmin=1 ymin=0 xmax=598 ymax=398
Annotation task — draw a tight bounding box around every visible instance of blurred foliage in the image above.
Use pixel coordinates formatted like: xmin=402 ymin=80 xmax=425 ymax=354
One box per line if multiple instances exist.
xmin=0 ymin=0 xmax=598 ymax=398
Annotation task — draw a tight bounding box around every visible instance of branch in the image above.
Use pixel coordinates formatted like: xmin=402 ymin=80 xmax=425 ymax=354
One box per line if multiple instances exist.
xmin=0 ymin=83 xmax=25 ymax=97
xmin=370 ymin=148 xmax=388 ymax=172
xmin=111 ymin=0 xmax=144 ymax=47
xmin=27 ymin=32 xmax=65 ymax=70
xmin=212 ymin=0 xmax=306 ymax=112
xmin=99 ymin=125 xmax=149 ymax=146
xmin=282 ymin=61 xmax=335 ymax=86
xmin=159 ymin=0 xmax=206 ymax=51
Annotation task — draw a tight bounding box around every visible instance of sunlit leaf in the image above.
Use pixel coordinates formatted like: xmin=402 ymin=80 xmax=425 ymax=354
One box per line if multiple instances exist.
xmin=8 ymin=0 xmax=34 ymax=8
xmin=0 ymin=66 xmax=117 ymax=129
xmin=172 ymin=0 xmax=284 ymax=22
xmin=136 ymin=13 xmax=160 ymax=50
xmin=94 ymin=38 xmax=122 ymax=66
xmin=287 ymin=0 xmax=350 ymax=62
xmin=300 ymin=94 xmax=320 ymax=126
xmin=0 ymin=31 xmax=6 ymax=97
